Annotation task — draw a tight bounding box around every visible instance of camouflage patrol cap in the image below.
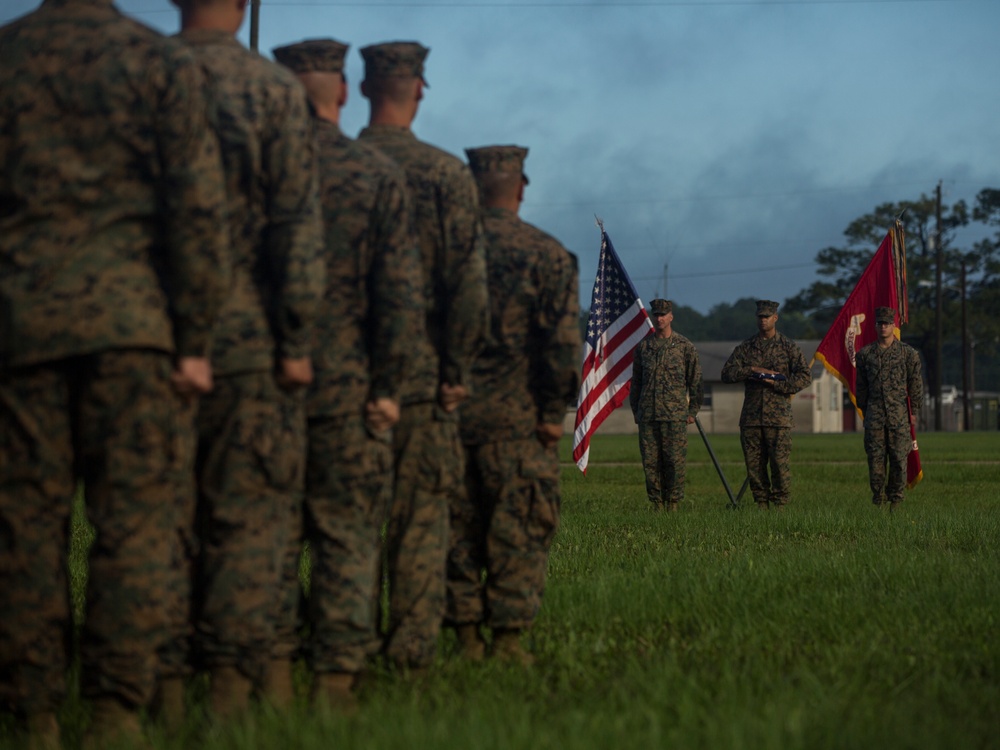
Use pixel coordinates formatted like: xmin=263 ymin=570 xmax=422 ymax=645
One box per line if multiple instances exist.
xmin=465 ymin=145 xmax=530 ymax=185
xmin=649 ymin=299 xmax=672 ymax=315
xmin=272 ymin=38 xmax=349 ymax=74
xmin=360 ymin=41 xmax=429 ymax=84
xmin=755 ymin=300 xmax=779 ymax=317
xmin=876 ymin=306 xmax=896 ymax=324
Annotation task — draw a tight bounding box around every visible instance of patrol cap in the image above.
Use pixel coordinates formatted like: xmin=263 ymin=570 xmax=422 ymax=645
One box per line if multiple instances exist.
xmin=649 ymin=299 xmax=672 ymax=315
xmin=465 ymin=145 xmax=529 ymax=185
xmin=272 ymin=38 xmax=349 ymax=74
xmin=755 ymin=300 xmax=779 ymax=317
xmin=360 ymin=41 xmax=429 ymax=84
xmin=876 ymin=306 xmax=896 ymax=324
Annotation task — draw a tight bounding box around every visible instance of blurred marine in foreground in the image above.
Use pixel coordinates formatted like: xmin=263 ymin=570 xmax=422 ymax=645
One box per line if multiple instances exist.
xmin=447 ymin=145 xmax=581 ymax=664
xmin=170 ymin=0 xmax=323 ymax=722
xmin=272 ymin=36 xmax=423 ymax=707
xmin=358 ymin=41 xmax=489 ymax=674
xmin=0 ymin=0 xmax=230 ymax=745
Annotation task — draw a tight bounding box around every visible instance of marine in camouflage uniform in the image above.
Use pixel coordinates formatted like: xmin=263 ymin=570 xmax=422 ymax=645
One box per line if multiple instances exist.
xmin=271 ymin=38 xmax=422 ymax=706
xmin=855 ymin=306 xmax=923 ymax=511
xmin=357 ymin=41 xmax=489 ymax=671
xmin=0 ymin=0 xmax=230 ymax=744
xmin=721 ymin=300 xmax=811 ymax=509
xmin=171 ymin=0 xmax=323 ymax=719
xmin=629 ymin=299 xmax=703 ymax=511
xmin=447 ymin=146 xmax=581 ymax=664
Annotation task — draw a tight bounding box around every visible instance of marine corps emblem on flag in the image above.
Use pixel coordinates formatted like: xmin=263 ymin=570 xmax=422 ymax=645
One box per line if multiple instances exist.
xmin=845 ymin=313 xmax=865 ymax=367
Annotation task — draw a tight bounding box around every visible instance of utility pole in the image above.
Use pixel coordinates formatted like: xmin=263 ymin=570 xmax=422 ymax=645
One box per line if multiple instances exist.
xmin=249 ymin=0 xmax=260 ymax=51
xmin=661 ymin=262 xmax=668 ymax=300
xmin=961 ymin=258 xmax=971 ymax=431
xmin=934 ymin=180 xmax=943 ymax=432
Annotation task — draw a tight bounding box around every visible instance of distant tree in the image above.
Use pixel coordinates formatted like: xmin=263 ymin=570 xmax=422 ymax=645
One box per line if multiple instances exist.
xmin=671 ymin=299 xmax=816 ymax=341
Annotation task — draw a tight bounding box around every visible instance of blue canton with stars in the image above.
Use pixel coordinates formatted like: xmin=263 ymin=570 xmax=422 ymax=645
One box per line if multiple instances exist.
xmin=585 ymin=230 xmax=642 ymax=349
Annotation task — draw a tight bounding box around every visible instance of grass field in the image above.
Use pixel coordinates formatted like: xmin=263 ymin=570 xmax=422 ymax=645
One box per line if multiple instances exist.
xmin=3 ymin=432 xmax=999 ymax=749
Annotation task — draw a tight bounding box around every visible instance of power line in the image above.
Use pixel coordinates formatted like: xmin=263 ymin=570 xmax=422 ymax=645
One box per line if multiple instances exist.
xmin=120 ymin=0 xmax=972 ymax=11
xmin=236 ymin=0 xmax=966 ymax=6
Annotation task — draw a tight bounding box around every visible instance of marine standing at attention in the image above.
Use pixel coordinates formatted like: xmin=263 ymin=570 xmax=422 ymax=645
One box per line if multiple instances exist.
xmin=721 ymin=300 xmax=811 ymax=510
xmin=855 ymin=306 xmax=923 ymax=512
xmin=271 ymin=37 xmax=423 ymax=707
xmin=357 ymin=41 xmax=489 ymax=674
xmin=171 ymin=0 xmax=323 ymax=720
xmin=629 ymin=299 xmax=703 ymax=512
xmin=0 ymin=0 xmax=230 ymax=745
xmin=447 ymin=145 xmax=581 ymax=665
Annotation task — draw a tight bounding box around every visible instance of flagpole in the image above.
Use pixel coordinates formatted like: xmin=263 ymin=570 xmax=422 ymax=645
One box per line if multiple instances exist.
xmin=249 ymin=0 xmax=260 ymax=51
xmin=694 ymin=417 xmax=738 ymax=509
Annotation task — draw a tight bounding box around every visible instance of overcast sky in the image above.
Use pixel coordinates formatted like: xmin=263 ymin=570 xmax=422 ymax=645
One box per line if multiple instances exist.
xmin=4 ymin=0 xmax=997 ymax=313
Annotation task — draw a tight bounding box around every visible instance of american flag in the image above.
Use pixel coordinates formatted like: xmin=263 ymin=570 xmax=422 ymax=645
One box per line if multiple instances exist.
xmin=572 ymin=220 xmax=653 ymax=473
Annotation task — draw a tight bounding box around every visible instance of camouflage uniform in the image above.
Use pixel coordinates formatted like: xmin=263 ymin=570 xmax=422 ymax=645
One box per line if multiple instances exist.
xmin=358 ymin=41 xmax=489 ymax=669
xmin=629 ymin=300 xmax=703 ymax=509
xmin=175 ymin=29 xmax=323 ymax=684
xmin=271 ymin=39 xmax=422 ymax=677
xmin=856 ymin=307 xmax=923 ymax=507
xmin=0 ymin=0 xmax=229 ymax=719
xmin=448 ymin=146 xmax=581 ymax=634
xmin=721 ymin=301 xmax=811 ymax=508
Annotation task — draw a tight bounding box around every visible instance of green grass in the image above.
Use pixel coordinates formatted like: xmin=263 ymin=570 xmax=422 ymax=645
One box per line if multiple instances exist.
xmin=3 ymin=433 xmax=999 ymax=749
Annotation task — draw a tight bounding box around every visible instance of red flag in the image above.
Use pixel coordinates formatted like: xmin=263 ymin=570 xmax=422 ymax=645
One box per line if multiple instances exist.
xmin=572 ymin=220 xmax=653 ymax=473
xmin=813 ymin=221 xmax=923 ymax=488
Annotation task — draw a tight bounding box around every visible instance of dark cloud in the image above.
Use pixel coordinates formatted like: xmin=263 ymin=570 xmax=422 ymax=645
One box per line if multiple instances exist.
xmin=3 ymin=0 xmax=997 ymax=315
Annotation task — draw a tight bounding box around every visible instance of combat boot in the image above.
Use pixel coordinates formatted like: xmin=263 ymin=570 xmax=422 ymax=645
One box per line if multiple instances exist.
xmin=311 ymin=672 xmax=358 ymax=714
xmin=208 ymin=666 xmax=253 ymax=721
xmin=83 ymin=698 xmax=148 ymax=750
xmin=24 ymin=711 xmax=60 ymax=750
xmin=152 ymin=676 xmax=186 ymax=734
xmin=889 ymin=501 xmax=902 ymax=513
xmin=756 ymin=501 xmax=769 ymax=511
xmin=261 ymin=658 xmax=295 ymax=710
xmin=492 ymin=629 xmax=535 ymax=667
xmin=457 ymin=624 xmax=486 ymax=661
xmin=666 ymin=502 xmax=679 ymax=513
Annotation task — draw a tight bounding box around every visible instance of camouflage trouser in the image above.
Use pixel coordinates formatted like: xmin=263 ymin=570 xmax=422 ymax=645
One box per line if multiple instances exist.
xmin=193 ymin=371 xmax=305 ymax=683
xmin=446 ymin=439 xmax=561 ymax=631
xmin=382 ymin=403 xmax=463 ymax=669
xmin=0 ymin=350 xmax=186 ymax=712
xmin=295 ymin=413 xmax=392 ymax=675
xmin=637 ymin=420 xmax=688 ymax=506
xmin=864 ymin=423 xmax=911 ymax=504
xmin=740 ymin=426 xmax=792 ymax=506
xmin=159 ymin=398 xmax=198 ymax=680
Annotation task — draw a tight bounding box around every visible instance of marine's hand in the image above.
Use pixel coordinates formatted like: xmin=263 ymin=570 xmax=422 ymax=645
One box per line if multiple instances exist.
xmin=277 ymin=357 xmax=313 ymax=390
xmin=438 ymin=383 xmax=468 ymax=413
xmin=172 ymin=356 xmax=213 ymax=396
xmin=366 ymin=397 xmax=400 ymax=432
xmin=536 ymin=422 xmax=563 ymax=448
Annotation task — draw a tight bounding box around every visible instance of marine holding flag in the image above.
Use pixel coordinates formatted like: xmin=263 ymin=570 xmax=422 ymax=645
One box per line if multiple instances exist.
xmin=855 ymin=307 xmax=923 ymax=511
xmin=812 ymin=220 xmax=924 ymax=493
